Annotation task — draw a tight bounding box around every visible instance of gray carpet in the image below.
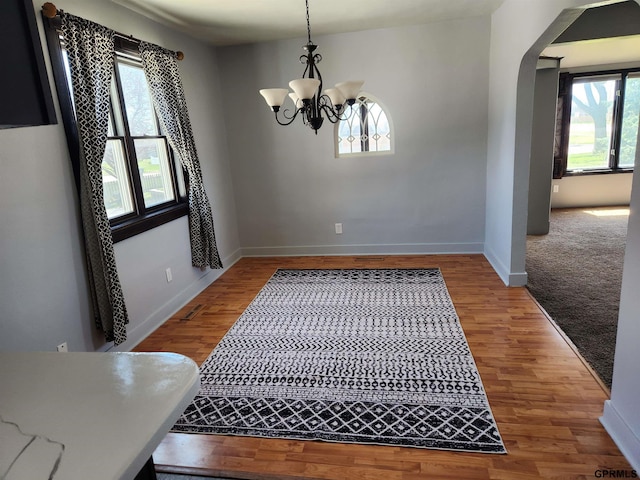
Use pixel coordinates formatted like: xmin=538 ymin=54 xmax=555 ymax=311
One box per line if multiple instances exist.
xmin=526 ymin=206 xmax=629 ymax=388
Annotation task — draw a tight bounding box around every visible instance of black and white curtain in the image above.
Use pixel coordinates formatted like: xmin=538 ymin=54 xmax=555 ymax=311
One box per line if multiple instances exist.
xmin=139 ymin=42 xmax=222 ymax=270
xmin=62 ymin=14 xmax=129 ymax=344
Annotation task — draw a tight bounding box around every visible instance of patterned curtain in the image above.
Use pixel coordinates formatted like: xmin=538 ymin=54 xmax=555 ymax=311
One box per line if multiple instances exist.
xmin=553 ymin=73 xmax=571 ymax=180
xmin=139 ymin=42 xmax=222 ymax=270
xmin=62 ymin=14 xmax=129 ymax=345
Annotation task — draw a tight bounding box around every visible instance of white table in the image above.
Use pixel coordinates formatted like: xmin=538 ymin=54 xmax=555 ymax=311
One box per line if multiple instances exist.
xmin=0 ymin=352 xmax=199 ymax=480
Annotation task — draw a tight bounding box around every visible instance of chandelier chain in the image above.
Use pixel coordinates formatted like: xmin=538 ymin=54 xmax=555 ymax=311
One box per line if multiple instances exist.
xmin=305 ymin=0 xmax=312 ymax=44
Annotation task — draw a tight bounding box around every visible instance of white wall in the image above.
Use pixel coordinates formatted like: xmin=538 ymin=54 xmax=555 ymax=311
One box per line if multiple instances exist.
xmin=218 ymin=17 xmax=491 ymax=256
xmin=551 ymin=173 xmax=633 ymax=208
xmin=0 ymin=0 xmax=241 ymax=353
xmin=528 ymin=65 xmax=559 ymax=235
xmin=602 ymin=162 xmax=640 ymax=470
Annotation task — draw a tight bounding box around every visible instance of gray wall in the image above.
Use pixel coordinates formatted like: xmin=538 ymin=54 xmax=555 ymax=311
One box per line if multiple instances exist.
xmin=218 ymin=17 xmax=491 ymax=256
xmin=0 ymin=0 xmax=241 ymax=353
xmin=554 ymin=1 xmax=640 ymax=43
xmin=528 ymin=65 xmax=559 ymax=235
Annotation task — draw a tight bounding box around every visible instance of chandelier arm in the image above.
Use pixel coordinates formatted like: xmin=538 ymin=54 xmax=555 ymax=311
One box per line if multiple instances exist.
xmin=318 ymin=103 xmax=346 ymax=124
xmin=318 ymin=94 xmax=348 ymax=119
xmin=281 ymin=106 xmax=302 ymax=120
xmin=318 ymin=93 xmax=337 ymax=109
xmin=274 ymin=108 xmax=303 ymax=126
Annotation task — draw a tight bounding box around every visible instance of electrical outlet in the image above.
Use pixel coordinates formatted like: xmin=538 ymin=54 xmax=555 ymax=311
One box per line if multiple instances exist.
xmin=335 ymin=223 xmax=343 ymax=234
xmin=166 ymin=267 xmax=172 ymax=283
xmin=57 ymin=342 xmax=68 ymax=352
xmin=553 ymin=185 xmax=559 ymax=193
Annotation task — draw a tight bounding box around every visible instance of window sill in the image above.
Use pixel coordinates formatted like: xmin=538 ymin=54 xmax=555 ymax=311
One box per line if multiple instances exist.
xmin=336 ymin=150 xmax=394 ymax=159
xmin=111 ymin=202 xmax=189 ymax=243
xmin=564 ymin=168 xmax=634 ymax=177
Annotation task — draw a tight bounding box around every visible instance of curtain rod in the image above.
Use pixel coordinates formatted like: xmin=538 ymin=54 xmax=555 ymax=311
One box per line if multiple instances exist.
xmin=41 ymin=2 xmax=185 ymax=60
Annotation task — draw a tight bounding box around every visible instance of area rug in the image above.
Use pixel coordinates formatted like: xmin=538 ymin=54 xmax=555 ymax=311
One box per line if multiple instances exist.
xmin=173 ymin=268 xmax=505 ymax=453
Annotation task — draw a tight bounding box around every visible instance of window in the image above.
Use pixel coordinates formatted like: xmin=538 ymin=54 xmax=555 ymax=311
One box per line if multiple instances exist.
xmin=46 ymin=25 xmax=187 ymax=242
xmin=103 ymin=57 xmax=186 ymax=220
xmin=556 ymin=70 xmax=638 ymax=176
xmin=336 ymin=94 xmax=393 ymax=157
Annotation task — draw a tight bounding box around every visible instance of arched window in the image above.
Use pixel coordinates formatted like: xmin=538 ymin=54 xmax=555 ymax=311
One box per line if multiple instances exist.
xmin=335 ymin=93 xmax=393 ymax=157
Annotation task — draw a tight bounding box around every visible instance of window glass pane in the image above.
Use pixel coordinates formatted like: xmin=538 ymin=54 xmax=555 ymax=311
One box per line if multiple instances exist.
xmin=117 ymin=62 xmax=158 ymax=136
xmin=103 ymin=139 xmax=134 ymax=219
xmin=567 ymin=78 xmax=617 ymax=171
xmin=366 ymin=102 xmax=391 ymax=152
xmin=619 ymin=74 xmax=640 ymax=168
xmin=338 ymin=104 xmax=362 ymax=155
xmin=135 ymin=138 xmax=175 ymax=208
xmin=337 ymin=95 xmax=391 ymax=156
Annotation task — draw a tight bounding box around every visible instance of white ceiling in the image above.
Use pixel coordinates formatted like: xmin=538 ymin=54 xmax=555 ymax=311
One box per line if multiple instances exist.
xmin=111 ymin=0 xmax=640 ymax=67
xmin=111 ymin=0 xmax=506 ymax=46
xmin=542 ymin=35 xmax=640 ymax=68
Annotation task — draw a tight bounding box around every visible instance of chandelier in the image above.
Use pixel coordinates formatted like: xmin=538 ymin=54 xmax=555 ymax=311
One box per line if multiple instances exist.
xmin=259 ymin=0 xmax=364 ymax=134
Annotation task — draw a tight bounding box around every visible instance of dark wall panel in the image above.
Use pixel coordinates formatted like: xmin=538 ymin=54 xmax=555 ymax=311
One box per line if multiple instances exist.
xmin=0 ymin=0 xmax=56 ymax=128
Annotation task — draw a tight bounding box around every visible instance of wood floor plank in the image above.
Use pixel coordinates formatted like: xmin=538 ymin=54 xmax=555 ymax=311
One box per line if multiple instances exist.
xmin=134 ymin=255 xmax=632 ymax=479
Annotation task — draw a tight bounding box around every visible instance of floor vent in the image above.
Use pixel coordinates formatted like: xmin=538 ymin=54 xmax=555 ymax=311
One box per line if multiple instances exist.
xmin=181 ymin=304 xmax=203 ymax=321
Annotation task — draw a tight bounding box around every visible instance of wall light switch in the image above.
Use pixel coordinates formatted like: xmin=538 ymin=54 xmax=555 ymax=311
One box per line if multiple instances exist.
xmin=553 ymin=185 xmax=559 ymax=193
xmin=335 ymin=223 xmax=343 ymax=234
xmin=165 ymin=267 xmax=173 ymax=282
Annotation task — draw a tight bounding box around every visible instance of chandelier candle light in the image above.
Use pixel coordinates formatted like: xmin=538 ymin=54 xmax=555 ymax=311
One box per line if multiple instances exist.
xmin=259 ymin=0 xmax=364 ymax=134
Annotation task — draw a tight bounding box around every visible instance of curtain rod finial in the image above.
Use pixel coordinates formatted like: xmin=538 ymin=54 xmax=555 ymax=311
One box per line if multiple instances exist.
xmin=42 ymin=2 xmax=58 ymax=18
xmin=176 ymin=51 xmax=184 ymax=61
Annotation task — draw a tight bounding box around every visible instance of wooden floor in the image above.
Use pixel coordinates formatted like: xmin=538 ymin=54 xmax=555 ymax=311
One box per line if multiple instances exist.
xmin=135 ymin=255 xmax=631 ymax=480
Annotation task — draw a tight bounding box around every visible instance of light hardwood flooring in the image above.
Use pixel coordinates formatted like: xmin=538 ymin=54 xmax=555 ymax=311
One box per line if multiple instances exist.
xmin=134 ymin=255 xmax=631 ymax=479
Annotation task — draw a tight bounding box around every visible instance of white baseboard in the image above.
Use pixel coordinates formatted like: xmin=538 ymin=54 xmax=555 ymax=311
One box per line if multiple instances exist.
xmin=483 ymin=245 xmax=527 ymax=286
xmin=241 ymin=242 xmax=484 ymax=257
xmin=600 ymin=400 xmax=640 ymax=472
xmin=113 ymin=248 xmax=243 ymax=352
xmin=115 ymin=243 xmax=521 ymax=353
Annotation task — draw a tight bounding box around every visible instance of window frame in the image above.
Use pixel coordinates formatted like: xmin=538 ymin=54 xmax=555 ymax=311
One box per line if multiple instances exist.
xmin=334 ymin=92 xmax=394 ymax=158
xmin=556 ymin=68 xmax=638 ymax=178
xmin=43 ymin=16 xmax=188 ymax=243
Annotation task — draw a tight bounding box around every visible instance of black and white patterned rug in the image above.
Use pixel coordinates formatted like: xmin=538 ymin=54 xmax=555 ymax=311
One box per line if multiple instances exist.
xmin=173 ymin=269 xmax=506 ymax=453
